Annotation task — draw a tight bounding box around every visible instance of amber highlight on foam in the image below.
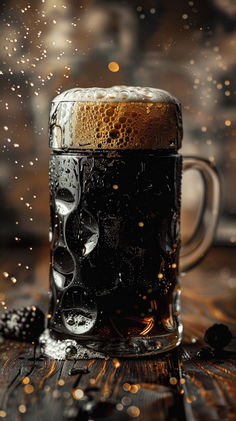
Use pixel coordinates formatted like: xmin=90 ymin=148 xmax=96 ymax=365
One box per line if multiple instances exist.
xmin=72 ymin=101 xmax=181 ymax=150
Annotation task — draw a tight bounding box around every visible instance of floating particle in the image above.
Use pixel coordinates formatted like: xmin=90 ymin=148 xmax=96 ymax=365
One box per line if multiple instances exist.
xmin=3 ymin=126 xmax=8 ymax=131
xmin=225 ymin=120 xmax=231 ymax=126
xmin=116 ymin=403 xmax=124 ymax=411
xmin=157 ymin=273 xmax=163 ymax=279
xmin=108 ymin=61 xmax=120 ymax=72
xmin=18 ymin=405 xmax=26 ymax=414
xmin=58 ymin=379 xmax=65 ymax=386
xmin=182 ymin=13 xmax=188 ymax=19
xmin=24 ymin=384 xmax=34 ymax=394
xmin=123 ymin=383 xmax=131 ymax=391
xmin=201 ymin=126 xmax=207 ymax=132
xmin=172 ymin=263 xmax=177 ymax=268
xmin=186 ymin=395 xmax=196 ymax=403
xmin=169 ymin=377 xmax=178 ymax=385
xmin=121 ymin=396 xmax=131 ymax=406
xmin=2 ymin=272 xmax=9 ymax=278
xmin=130 ymin=384 xmax=140 ymax=394
xmin=127 ymin=406 xmax=140 ymax=418
xmin=11 ymin=277 xmax=17 ymax=284
xmin=113 ymin=359 xmax=120 ymax=368
xmin=72 ymin=388 xmax=84 ymax=400
xmin=224 ymin=80 xmax=230 ymax=86
xmin=53 ymin=390 xmax=61 ymax=398
xmin=217 ymin=83 xmax=222 ymax=89
xmin=150 ymin=8 xmax=156 ymax=14
xmin=0 ymin=411 xmax=7 ymax=418
xmin=138 ymin=221 xmax=144 ymax=227
xmin=225 ymin=91 xmax=231 ymax=96
xmin=113 ymin=184 xmax=119 ymax=190
xmin=22 ymin=377 xmax=30 ymax=384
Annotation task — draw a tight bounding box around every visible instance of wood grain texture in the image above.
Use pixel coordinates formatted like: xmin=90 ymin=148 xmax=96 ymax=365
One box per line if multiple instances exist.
xmin=0 ymin=247 xmax=235 ymax=421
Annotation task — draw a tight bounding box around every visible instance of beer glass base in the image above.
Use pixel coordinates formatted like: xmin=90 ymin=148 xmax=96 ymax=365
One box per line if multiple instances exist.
xmin=40 ymin=325 xmax=183 ymax=360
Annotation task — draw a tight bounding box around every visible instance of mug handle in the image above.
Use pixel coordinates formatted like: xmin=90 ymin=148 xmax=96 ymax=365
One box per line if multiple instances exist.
xmin=180 ymin=157 xmax=220 ymax=273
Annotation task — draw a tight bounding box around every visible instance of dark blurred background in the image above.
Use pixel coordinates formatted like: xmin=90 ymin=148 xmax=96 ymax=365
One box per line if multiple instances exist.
xmin=0 ymin=0 xmax=235 ymax=298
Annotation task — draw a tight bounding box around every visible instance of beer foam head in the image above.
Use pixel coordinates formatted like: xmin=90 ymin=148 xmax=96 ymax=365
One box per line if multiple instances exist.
xmin=52 ymin=86 xmax=180 ymax=104
xmin=49 ymin=86 xmax=183 ymax=150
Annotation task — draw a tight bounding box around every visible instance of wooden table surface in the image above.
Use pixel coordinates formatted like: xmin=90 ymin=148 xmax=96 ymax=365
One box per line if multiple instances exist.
xmin=0 ymin=246 xmax=235 ymax=421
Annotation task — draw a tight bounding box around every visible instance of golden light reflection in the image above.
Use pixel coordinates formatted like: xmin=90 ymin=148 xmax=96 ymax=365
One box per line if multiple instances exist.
xmin=127 ymin=405 xmax=140 ymax=418
xmin=140 ymin=316 xmax=155 ymax=336
xmin=18 ymin=405 xmax=27 ymax=414
xmin=24 ymin=384 xmax=34 ymax=394
xmin=123 ymin=382 xmax=131 ymax=391
xmin=113 ymin=358 xmax=121 ymax=368
xmin=72 ymin=388 xmax=84 ymax=400
xmin=108 ymin=61 xmax=120 ymax=72
xmin=130 ymin=384 xmax=140 ymax=394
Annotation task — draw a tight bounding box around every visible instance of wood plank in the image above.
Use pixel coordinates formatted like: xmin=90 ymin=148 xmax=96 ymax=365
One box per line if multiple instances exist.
xmin=0 ymin=247 xmax=235 ymax=421
xmin=0 ymin=338 xmax=235 ymax=421
xmin=0 ymin=341 xmax=188 ymax=421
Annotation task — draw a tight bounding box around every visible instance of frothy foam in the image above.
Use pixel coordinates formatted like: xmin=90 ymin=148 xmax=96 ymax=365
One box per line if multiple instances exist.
xmin=40 ymin=329 xmax=108 ymax=360
xmin=49 ymin=86 xmax=182 ymax=150
xmin=52 ymin=86 xmax=180 ymax=104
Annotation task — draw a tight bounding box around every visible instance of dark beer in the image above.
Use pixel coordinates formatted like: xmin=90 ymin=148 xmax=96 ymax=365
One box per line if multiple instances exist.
xmin=47 ymin=87 xmax=184 ymax=356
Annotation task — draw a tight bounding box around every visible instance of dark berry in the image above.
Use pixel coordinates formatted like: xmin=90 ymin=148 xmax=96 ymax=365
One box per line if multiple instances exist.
xmin=196 ymin=346 xmax=214 ymax=360
xmin=204 ymin=324 xmax=232 ymax=350
xmin=0 ymin=306 xmax=45 ymax=342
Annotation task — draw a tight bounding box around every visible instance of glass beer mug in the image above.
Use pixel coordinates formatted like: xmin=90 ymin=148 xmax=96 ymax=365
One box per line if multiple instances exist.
xmin=41 ymin=86 xmax=220 ymax=358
